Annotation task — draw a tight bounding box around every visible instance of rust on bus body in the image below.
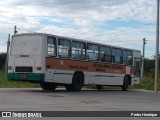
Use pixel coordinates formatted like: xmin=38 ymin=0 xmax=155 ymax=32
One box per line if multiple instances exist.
xmin=46 ymin=58 xmax=135 ymax=75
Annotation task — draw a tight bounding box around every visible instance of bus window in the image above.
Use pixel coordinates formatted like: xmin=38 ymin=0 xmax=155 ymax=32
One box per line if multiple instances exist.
xmin=87 ymin=44 xmax=99 ymax=61
xmin=123 ymin=50 xmax=133 ymax=65
xmin=58 ymin=38 xmax=71 ymax=58
xmin=72 ymin=41 xmax=86 ymax=60
xmin=112 ymin=48 xmax=123 ymax=64
xmin=47 ymin=37 xmax=56 ymax=56
xmin=100 ymin=46 xmax=112 ymax=63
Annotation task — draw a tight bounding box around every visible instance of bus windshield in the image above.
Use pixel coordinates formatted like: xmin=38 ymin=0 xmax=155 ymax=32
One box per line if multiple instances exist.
xmin=11 ymin=35 xmax=42 ymax=55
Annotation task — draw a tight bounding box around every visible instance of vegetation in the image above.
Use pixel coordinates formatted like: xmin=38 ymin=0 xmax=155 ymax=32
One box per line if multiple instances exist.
xmin=0 ymin=53 xmax=6 ymax=70
xmin=131 ymin=58 xmax=157 ymax=90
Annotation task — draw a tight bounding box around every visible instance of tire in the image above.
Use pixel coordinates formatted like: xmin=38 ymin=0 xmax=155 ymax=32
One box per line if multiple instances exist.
xmin=96 ymin=85 xmax=103 ymax=90
xmin=71 ymin=73 xmax=84 ymax=91
xmin=40 ymin=82 xmax=57 ymax=91
xmin=122 ymin=76 xmax=129 ymax=91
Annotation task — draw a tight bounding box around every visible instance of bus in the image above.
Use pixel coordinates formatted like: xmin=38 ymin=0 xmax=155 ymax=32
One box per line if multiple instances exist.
xmin=7 ymin=33 xmax=141 ymax=91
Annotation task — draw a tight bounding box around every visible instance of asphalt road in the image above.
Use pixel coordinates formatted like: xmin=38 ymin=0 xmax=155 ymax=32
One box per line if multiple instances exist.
xmin=0 ymin=88 xmax=160 ymax=120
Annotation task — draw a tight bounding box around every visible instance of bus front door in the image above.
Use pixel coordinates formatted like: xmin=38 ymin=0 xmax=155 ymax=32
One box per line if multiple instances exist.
xmin=134 ymin=58 xmax=141 ymax=85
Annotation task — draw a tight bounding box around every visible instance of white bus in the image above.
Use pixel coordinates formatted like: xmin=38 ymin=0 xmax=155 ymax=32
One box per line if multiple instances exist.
xmin=7 ymin=33 xmax=141 ymax=91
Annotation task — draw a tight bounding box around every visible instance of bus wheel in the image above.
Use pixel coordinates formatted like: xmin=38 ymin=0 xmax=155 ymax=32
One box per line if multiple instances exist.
xmin=40 ymin=82 xmax=57 ymax=91
xmin=96 ymin=85 xmax=103 ymax=90
xmin=122 ymin=76 xmax=129 ymax=91
xmin=72 ymin=73 xmax=84 ymax=91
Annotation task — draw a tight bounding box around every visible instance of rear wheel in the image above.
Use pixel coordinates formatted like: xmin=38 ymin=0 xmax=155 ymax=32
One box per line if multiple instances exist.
xmin=96 ymin=85 xmax=103 ymax=90
xmin=65 ymin=73 xmax=84 ymax=91
xmin=122 ymin=76 xmax=129 ymax=91
xmin=40 ymin=82 xmax=57 ymax=91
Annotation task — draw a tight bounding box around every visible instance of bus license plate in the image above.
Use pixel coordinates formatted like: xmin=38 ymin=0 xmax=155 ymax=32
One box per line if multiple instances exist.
xmin=20 ymin=74 xmax=26 ymax=80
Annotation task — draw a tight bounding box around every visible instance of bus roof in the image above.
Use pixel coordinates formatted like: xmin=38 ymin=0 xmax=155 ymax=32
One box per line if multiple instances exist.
xmin=13 ymin=33 xmax=141 ymax=53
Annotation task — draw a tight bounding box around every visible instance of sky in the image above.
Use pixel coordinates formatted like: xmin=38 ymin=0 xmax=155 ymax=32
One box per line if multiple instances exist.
xmin=0 ymin=0 xmax=158 ymax=58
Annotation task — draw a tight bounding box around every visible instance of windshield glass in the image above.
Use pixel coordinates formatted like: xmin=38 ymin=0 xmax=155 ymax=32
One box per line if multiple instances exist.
xmin=11 ymin=35 xmax=42 ymax=55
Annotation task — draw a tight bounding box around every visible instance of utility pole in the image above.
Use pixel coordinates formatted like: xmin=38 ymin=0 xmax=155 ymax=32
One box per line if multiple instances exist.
xmin=14 ymin=26 xmax=17 ymax=35
xmin=155 ymin=0 xmax=159 ymax=92
xmin=141 ymin=38 xmax=146 ymax=79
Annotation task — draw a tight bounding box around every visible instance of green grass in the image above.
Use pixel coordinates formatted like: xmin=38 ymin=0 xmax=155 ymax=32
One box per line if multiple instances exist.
xmin=136 ymin=76 xmax=154 ymax=90
xmin=130 ymin=72 xmax=156 ymax=90
xmin=0 ymin=70 xmax=40 ymax=88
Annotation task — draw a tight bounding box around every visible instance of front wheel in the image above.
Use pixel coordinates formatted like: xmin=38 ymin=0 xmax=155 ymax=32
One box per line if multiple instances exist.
xmin=40 ymin=82 xmax=57 ymax=91
xmin=122 ymin=76 xmax=129 ymax=91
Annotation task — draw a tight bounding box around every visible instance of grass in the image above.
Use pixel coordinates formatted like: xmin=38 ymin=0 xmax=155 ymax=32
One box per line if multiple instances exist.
xmin=0 ymin=70 xmax=40 ymax=88
xmin=137 ymin=76 xmax=154 ymax=90
xmin=130 ymin=72 xmax=156 ymax=90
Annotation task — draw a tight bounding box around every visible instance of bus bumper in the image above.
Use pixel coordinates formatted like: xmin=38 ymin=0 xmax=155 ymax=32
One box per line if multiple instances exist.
xmin=7 ymin=73 xmax=45 ymax=82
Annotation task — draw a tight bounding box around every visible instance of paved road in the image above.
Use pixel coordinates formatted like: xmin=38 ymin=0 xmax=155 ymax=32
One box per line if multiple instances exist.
xmin=0 ymin=88 xmax=160 ymax=120
xmin=0 ymin=88 xmax=160 ymax=111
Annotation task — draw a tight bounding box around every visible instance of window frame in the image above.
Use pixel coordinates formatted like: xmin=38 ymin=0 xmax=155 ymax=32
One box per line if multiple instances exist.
xmin=71 ymin=41 xmax=86 ymax=60
xmin=123 ymin=49 xmax=133 ymax=66
xmin=112 ymin=47 xmax=123 ymax=64
xmin=87 ymin=43 xmax=100 ymax=61
xmin=47 ymin=37 xmax=57 ymax=57
xmin=100 ymin=45 xmax=112 ymax=63
xmin=58 ymin=38 xmax=71 ymax=59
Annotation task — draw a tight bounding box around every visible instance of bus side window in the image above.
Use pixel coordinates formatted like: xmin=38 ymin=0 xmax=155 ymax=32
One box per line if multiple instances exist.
xmin=47 ymin=37 xmax=57 ymax=57
xmin=112 ymin=48 xmax=123 ymax=64
xmin=72 ymin=41 xmax=86 ymax=60
xmin=100 ymin=46 xmax=112 ymax=63
xmin=58 ymin=38 xmax=71 ymax=58
xmin=123 ymin=50 xmax=133 ymax=65
xmin=87 ymin=44 xmax=99 ymax=61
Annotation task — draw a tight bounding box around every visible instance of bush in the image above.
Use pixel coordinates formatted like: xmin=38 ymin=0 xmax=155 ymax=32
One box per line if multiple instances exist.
xmin=0 ymin=53 xmax=6 ymax=70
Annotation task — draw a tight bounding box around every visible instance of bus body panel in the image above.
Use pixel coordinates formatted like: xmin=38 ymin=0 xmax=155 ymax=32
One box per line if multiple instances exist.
xmin=45 ymin=58 xmax=128 ymax=86
xmin=43 ymin=69 xmax=124 ymax=85
xmin=7 ymin=34 xmax=46 ymax=82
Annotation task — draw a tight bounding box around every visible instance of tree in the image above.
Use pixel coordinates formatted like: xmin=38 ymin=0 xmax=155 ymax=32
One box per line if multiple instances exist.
xmin=0 ymin=53 xmax=7 ymax=70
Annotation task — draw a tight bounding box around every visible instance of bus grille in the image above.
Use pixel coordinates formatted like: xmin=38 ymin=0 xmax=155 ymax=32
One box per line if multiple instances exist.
xmin=15 ymin=67 xmax=33 ymax=72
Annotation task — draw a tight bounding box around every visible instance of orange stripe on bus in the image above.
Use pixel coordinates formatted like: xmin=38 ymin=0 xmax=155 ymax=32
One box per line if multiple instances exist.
xmin=130 ymin=66 xmax=135 ymax=75
xmin=45 ymin=58 xmax=131 ymax=74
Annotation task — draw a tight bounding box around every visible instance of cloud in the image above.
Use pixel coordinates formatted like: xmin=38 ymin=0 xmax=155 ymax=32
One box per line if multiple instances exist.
xmin=0 ymin=0 xmax=157 ymax=57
